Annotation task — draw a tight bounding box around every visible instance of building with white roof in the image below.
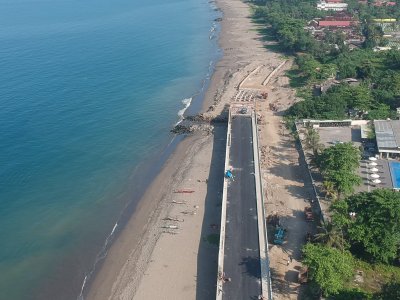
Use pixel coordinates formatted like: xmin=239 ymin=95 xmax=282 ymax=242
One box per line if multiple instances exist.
xmin=374 ymin=120 xmax=400 ymax=158
xmin=317 ymin=1 xmax=348 ymax=11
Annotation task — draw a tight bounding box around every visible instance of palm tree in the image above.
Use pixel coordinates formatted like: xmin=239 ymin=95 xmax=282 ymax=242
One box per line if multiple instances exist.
xmin=314 ymin=222 xmax=346 ymax=251
xmin=323 ymin=180 xmax=337 ymax=200
xmin=307 ymin=153 xmax=320 ymax=169
xmin=303 ymin=127 xmax=324 ymax=156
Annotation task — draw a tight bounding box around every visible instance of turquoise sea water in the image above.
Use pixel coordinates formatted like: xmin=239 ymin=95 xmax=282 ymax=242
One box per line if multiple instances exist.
xmin=0 ymin=0 xmax=220 ymax=299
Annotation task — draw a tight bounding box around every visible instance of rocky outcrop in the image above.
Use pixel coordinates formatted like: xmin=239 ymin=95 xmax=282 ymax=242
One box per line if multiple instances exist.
xmin=170 ymin=113 xmax=228 ymax=135
xmin=170 ymin=124 xmax=194 ymax=134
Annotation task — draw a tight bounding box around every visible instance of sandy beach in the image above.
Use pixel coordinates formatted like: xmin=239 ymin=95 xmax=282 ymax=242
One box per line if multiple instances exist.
xmin=85 ymin=0 xmax=291 ymax=299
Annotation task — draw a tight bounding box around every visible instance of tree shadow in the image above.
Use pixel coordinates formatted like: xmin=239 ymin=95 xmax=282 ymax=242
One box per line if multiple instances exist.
xmin=286 ymin=69 xmax=308 ymax=88
xmin=285 ymin=185 xmax=315 ymax=203
xmin=250 ymin=23 xmax=287 ymax=54
xmin=270 ymin=266 xmax=300 ymax=298
xmin=285 ymin=269 xmax=300 ymax=283
xmin=351 ymin=127 xmax=362 ymax=143
xmin=195 ymin=109 xmax=228 ymax=300
xmin=239 ymin=255 xmax=262 ymax=279
xmin=266 ymin=137 xmax=311 ymax=188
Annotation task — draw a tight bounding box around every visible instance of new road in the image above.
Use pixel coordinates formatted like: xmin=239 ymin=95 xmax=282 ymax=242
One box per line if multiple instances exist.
xmin=222 ymin=115 xmax=262 ymax=300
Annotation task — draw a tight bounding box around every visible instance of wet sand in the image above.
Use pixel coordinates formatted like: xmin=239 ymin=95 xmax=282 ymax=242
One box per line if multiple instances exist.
xmin=85 ymin=0 xmax=287 ymax=299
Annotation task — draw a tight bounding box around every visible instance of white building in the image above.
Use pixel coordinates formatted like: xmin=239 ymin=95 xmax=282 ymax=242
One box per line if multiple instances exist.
xmin=317 ymin=1 xmax=348 ymax=11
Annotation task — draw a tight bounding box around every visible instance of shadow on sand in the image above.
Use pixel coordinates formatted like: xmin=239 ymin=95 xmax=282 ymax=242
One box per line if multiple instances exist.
xmin=195 ymin=109 xmax=228 ymax=300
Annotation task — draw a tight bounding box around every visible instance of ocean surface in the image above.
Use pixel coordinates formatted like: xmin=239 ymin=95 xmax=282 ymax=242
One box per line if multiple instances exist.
xmin=0 ymin=0 xmax=220 ymax=299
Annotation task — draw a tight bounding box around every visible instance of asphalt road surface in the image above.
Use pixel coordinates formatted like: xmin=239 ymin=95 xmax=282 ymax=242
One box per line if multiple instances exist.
xmin=222 ymin=115 xmax=261 ymax=300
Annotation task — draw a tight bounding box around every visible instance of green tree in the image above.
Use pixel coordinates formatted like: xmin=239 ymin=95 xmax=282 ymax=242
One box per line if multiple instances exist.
xmin=302 ymin=243 xmax=354 ymax=296
xmin=327 ymin=84 xmax=374 ymax=111
xmin=323 ymin=180 xmax=338 ymax=200
xmin=357 ymin=60 xmax=376 ymax=79
xmin=385 ymin=49 xmax=400 ymax=69
xmin=331 ymin=288 xmax=372 ymax=300
xmin=296 ymin=54 xmax=321 ymax=82
xmin=366 ymin=103 xmax=392 ymax=120
xmin=374 ymin=281 xmax=400 ymax=300
xmin=363 ymin=24 xmax=385 ymax=48
xmin=315 ymin=222 xmax=347 ymax=250
xmin=331 ymin=189 xmax=400 ymax=263
xmin=303 ymin=127 xmax=323 ymax=155
xmin=319 ymin=143 xmax=361 ymax=198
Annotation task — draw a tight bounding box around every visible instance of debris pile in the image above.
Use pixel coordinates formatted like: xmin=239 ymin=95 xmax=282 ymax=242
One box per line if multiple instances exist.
xmin=171 ymin=113 xmax=227 ymax=135
xmin=170 ymin=124 xmax=194 ymax=134
xmin=257 ymin=114 xmax=266 ymax=125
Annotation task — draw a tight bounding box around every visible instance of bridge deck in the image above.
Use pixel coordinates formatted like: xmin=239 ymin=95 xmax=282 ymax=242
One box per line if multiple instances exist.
xmin=222 ymin=115 xmax=262 ymax=300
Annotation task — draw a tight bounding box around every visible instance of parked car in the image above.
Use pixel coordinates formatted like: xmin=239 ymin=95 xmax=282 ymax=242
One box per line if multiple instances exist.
xmin=239 ymin=107 xmax=248 ymax=114
xmin=273 ymin=226 xmax=286 ymax=245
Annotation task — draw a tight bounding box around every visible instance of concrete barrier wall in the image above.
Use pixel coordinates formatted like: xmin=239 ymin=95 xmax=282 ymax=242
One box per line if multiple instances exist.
xmin=216 ymin=110 xmax=232 ymax=300
xmin=351 ymin=120 xmax=369 ymax=126
xmin=252 ymin=113 xmax=273 ymax=300
xmin=295 ymin=123 xmax=326 ymax=224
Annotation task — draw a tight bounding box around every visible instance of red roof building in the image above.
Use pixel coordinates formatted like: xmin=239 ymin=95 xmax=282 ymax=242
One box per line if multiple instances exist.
xmin=318 ymin=20 xmax=352 ymax=27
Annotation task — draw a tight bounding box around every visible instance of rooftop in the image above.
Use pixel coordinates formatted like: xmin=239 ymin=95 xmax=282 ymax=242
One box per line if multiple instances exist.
xmin=317 ymin=1 xmax=348 ymax=5
xmin=374 ymin=120 xmax=400 ymax=150
xmin=318 ymin=20 xmax=352 ymax=27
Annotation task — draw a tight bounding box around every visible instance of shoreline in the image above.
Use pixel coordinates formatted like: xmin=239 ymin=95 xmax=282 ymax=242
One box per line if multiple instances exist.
xmin=85 ymin=133 xmax=218 ymax=300
xmin=85 ymin=0 xmax=288 ymax=298
xmin=83 ymin=1 xmax=227 ymax=298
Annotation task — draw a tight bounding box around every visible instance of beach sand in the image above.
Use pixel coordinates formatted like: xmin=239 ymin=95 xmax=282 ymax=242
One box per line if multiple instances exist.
xmin=85 ymin=0 xmax=289 ymax=299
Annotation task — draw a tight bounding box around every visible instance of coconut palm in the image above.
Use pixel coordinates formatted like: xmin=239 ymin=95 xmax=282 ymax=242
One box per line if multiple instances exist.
xmin=323 ymin=180 xmax=337 ymax=200
xmin=303 ymin=127 xmax=324 ymax=156
xmin=314 ymin=222 xmax=346 ymax=251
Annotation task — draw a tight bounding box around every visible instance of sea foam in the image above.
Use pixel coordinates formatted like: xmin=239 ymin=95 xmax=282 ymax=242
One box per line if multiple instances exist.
xmin=176 ymin=97 xmax=192 ymax=125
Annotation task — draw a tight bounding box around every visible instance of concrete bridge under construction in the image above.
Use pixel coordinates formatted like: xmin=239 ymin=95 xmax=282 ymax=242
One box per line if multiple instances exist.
xmin=216 ymin=106 xmax=272 ymax=300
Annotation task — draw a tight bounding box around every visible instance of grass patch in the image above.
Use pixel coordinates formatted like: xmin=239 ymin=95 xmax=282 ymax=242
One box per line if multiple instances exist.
xmin=346 ymin=259 xmax=400 ymax=294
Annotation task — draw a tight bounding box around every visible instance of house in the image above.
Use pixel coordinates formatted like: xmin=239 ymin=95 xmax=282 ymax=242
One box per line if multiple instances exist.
xmin=318 ymin=20 xmax=352 ymax=27
xmin=317 ymin=1 xmax=348 ymax=11
xmin=323 ymin=12 xmax=353 ymax=21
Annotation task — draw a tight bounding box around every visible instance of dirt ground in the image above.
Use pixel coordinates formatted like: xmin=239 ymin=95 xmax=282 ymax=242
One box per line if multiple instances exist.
xmin=256 ymin=62 xmax=317 ymax=299
xmin=86 ymin=0 xmax=318 ymax=299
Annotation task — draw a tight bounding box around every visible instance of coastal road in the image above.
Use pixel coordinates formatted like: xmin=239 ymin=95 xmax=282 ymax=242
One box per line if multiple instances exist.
xmin=223 ymin=115 xmax=261 ymax=300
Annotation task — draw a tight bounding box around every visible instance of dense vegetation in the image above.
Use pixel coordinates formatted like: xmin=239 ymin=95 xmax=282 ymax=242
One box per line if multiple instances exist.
xmin=252 ymin=0 xmax=400 ymax=297
xmin=331 ymin=189 xmax=400 ymax=263
xmin=302 ymin=190 xmax=400 ymax=297
xmin=254 ymin=0 xmax=400 ymax=121
xmin=319 ymin=142 xmax=361 ymax=198
xmin=303 ymin=243 xmax=354 ymax=296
